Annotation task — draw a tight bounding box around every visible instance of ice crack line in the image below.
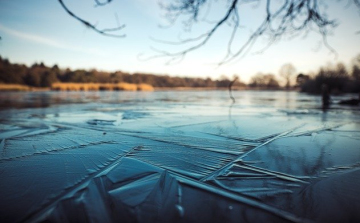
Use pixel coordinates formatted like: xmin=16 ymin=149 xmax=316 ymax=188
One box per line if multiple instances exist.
xmin=22 ymin=145 xmax=140 ymax=223
xmin=120 ymin=156 xmax=314 ymax=223
xmin=200 ymin=124 xmax=304 ymax=182
xmin=0 ymin=140 xmax=117 ymax=162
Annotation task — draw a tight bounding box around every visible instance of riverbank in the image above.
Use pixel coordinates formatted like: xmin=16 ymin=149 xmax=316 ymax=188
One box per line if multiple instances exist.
xmin=0 ymin=84 xmax=49 ymax=91
xmin=0 ymin=83 xmax=300 ymax=92
xmin=0 ymin=83 xmax=154 ymax=91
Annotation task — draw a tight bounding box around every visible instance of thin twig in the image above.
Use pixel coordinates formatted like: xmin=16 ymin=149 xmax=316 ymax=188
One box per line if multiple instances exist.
xmin=58 ymin=0 xmax=125 ymax=38
xmin=150 ymin=0 xmax=341 ymax=64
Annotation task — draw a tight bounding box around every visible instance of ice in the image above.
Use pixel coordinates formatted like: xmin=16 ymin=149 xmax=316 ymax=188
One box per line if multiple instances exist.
xmin=242 ymin=131 xmax=360 ymax=176
xmin=0 ymin=91 xmax=359 ymax=222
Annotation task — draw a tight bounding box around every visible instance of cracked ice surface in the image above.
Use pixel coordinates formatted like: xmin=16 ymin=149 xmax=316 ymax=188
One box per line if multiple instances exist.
xmin=0 ymin=91 xmax=359 ymax=223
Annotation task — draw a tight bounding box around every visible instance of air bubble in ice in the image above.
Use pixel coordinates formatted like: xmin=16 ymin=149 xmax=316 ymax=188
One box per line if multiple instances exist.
xmin=175 ymin=204 xmax=184 ymax=218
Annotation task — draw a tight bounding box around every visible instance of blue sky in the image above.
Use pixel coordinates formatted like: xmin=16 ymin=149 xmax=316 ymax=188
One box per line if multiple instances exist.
xmin=0 ymin=0 xmax=359 ymax=83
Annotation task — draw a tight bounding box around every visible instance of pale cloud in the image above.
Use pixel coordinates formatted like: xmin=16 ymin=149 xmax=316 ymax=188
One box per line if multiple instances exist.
xmin=0 ymin=24 xmax=106 ymax=56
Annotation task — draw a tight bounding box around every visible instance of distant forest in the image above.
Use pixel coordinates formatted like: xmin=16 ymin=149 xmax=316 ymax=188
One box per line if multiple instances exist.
xmin=297 ymin=60 xmax=360 ymax=94
xmin=0 ymin=56 xmax=246 ymax=89
xmin=0 ymin=55 xmax=359 ymax=93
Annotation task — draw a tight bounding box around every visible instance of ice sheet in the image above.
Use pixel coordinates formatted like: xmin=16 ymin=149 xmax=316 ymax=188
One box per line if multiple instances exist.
xmin=1 ymin=91 xmax=359 ymax=222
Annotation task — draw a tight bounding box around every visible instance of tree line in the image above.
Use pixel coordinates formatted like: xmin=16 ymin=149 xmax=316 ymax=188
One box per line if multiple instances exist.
xmin=0 ymin=56 xmax=247 ymax=89
xmin=297 ymin=55 xmax=360 ymax=94
xmin=1 ymin=55 xmax=359 ymax=93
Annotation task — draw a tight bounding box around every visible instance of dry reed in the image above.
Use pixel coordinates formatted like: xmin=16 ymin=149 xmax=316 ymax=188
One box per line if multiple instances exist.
xmin=0 ymin=84 xmax=31 ymax=91
xmin=51 ymin=82 xmax=154 ymax=91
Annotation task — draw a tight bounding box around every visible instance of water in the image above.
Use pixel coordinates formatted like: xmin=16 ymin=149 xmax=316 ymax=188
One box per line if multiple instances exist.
xmin=0 ymin=90 xmax=359 ymax=223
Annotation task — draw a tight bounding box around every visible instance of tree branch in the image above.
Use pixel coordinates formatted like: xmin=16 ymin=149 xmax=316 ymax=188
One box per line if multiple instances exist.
xmin=57 ymin=0 xmax=359 ymax=63
xmin=58 ymin=0 xmax=125 ymax=38
xmin=94 ymin=0 xmax=113 ymax=7
xmin=148 ymin=0 xmax=239 ymax=63
xmin=150 ymin=0 xmax=346 ymax=64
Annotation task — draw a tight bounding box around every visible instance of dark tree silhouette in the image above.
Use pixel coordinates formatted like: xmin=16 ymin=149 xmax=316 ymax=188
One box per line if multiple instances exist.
xmin=352 ymin=54 xmax=360 ymax=80
xmin=299 ymin=62 xmax=352 ymax=93
xmin=58 ymin=0 xmax=360 ymax=64
xmin=296 ymin=73 xmax=310 ymax=86
xmin=249 ymin=73 xmax=280 ymax=89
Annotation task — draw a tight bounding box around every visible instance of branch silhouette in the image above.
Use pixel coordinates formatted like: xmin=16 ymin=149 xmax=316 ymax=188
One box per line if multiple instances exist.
xmin=152 ymin=0 xmax=343 ymax=64
xmin=57 ymin=0 xmax=360 ymax=63
xmin=58 ymin=0 xmax=125 ymax=38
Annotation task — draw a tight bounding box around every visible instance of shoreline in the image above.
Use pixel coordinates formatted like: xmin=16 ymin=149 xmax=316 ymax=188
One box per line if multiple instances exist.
xmin=0 ymin=83 xmax=299 ymax=92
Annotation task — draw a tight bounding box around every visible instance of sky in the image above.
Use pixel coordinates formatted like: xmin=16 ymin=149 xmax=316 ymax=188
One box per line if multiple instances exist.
xmin=0 ymin=0 xmax=359 ymax=84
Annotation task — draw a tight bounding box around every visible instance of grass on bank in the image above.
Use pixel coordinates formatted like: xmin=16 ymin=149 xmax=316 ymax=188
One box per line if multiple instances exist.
xmin=0 ymin=83 xmax=154 ymax=91
xmin=0 ymin=83 xmax=284 ymax=92
xmin=51 ymin=83 xmax=154 ymax=91
xmin=0 ymin=84 xmax=32 ymax=91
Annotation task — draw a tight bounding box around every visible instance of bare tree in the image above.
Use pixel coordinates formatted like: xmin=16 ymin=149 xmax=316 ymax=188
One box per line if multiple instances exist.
xmin=57 ymin=0 xmax=360 ymax=63
xmin=279 ymin=63 xmax=296 ymax=89
xmin=249 ymin=73 xmax=280 ymax=88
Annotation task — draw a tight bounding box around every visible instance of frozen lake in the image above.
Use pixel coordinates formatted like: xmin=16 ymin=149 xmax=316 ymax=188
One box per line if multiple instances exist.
xmin=0 ymin=90 xmax=360 ymax=223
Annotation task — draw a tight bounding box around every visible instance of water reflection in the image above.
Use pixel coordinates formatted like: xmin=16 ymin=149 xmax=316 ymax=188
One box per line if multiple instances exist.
xmin=0 ymin=91 xmax=359 ymax=111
